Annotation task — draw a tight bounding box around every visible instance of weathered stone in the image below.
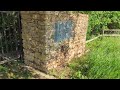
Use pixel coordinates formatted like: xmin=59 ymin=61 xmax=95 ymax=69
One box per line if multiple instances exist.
xmin=21 ymin=11 xmax=89 ymax=73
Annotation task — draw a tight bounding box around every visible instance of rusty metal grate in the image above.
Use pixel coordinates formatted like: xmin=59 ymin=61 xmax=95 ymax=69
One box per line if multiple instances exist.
xmin=0 ymin=11 xmax=23 ymax=62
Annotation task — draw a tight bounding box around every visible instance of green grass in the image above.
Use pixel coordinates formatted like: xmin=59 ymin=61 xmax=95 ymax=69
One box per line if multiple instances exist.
xmin=0 ymin=61 xmax=33 ymax=79
xmin=1 ymin=37 xmax=120 ymax=79
xmin=69 ymin=37 xmax=120 ymax=79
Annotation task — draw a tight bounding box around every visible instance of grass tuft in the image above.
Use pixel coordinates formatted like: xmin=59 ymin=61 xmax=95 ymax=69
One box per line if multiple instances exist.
xmin=69 ymin=37 xmax=120 ymax=79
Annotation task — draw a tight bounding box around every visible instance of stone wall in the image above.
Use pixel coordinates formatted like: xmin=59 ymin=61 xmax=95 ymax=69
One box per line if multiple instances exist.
xmin=20 ymin=11 xmax=89 ymax=73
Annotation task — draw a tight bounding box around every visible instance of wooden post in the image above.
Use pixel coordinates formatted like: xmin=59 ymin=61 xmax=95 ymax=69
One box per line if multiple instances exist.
xmin=102 ymin=30 xmax=104 ymax=36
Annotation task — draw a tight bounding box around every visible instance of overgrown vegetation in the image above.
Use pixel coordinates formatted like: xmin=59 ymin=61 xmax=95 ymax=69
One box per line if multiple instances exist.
xmin=78 ymin=11 xmax=120 ymax=40
xmin=0 ymin=61 xmax=49 ymax=79
xmin=1 ymin=11 xmax=120 ymax=79
xmin=69 ymin=37 xmax=120 ymax=79
xmin=0 ymin=61 xmax=33 ymax=79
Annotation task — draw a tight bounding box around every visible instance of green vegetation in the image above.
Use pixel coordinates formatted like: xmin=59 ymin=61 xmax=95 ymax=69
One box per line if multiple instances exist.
xmin=1 ymin=11 xmax=120 ymax=79
xmin=0 ymin=61 xmax=48 ymax=79
xmin=0 ymin=61 xmax=32 ymax=79
xmin=79 ymin=11 xmax=120 ymax=40
xmin=69 ymin=37 xmax=120 ymax=79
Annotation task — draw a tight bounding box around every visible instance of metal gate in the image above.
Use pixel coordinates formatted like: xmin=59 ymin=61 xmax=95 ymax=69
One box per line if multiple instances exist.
xmin=0 ymin=11 xmax=23 ymax=61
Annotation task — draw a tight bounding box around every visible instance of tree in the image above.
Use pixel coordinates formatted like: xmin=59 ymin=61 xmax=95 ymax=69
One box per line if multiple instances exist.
xmin=79 ymin=11 xmax=120 ymax=40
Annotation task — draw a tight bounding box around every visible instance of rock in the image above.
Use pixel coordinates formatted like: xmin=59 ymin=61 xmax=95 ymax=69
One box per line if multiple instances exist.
xmin=21 ymin=11 xmax=88 ymax=73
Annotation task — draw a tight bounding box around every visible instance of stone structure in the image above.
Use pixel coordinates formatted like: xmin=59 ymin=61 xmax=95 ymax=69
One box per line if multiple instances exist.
xmin=20 ymin=11 xmax=88 ymax=73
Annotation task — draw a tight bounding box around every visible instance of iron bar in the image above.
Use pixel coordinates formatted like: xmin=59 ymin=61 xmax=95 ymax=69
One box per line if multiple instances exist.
xmin=0 ymin=11 xmax=23 ymax=61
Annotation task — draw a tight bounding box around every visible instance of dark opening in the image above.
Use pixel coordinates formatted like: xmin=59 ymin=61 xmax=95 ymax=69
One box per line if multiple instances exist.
xmin=0 ymin=11 xmax=23 ymax=62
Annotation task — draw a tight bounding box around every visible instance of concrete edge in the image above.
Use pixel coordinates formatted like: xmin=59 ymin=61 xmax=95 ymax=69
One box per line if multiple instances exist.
xmin=23 ymin=66 xmax=57 ymax=79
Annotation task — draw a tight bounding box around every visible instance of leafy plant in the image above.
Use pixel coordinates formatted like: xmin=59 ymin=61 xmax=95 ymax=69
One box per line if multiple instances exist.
xmin=79 ymin=11 xmax=120 ymax=40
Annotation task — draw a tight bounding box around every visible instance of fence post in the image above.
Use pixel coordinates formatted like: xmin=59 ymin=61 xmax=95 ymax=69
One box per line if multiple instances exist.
xmin=102 ymin=30 xmax=104 ymax=36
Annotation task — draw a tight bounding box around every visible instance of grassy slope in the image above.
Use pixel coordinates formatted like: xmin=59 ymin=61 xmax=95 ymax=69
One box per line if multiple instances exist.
xmin=69 ymin=37 xmax=120 ymax=79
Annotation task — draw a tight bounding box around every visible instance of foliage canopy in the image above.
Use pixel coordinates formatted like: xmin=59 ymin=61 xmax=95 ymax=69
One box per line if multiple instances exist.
xmin=79 ymin=11 xmax=120 ymax=40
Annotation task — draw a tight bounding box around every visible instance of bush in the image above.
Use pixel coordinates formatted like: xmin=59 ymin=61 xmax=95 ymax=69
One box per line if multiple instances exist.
xmin=79 ymin=11 xmax=120 ymax=40
xmin=107 ymin=22 xmax=120 ymax=29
